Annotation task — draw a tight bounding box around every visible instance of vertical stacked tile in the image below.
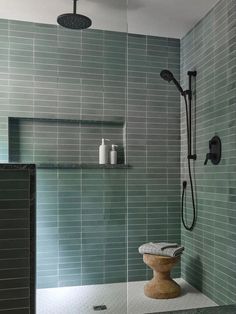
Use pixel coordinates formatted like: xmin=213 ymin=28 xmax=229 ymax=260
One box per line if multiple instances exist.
xmin=103 ymin=31 xmax=127 ymax=284
xmin=34 ymin=23 xmax=60 ymax=288
xmin=181 ymin=0 xmax=236 ymax=304
xmin=0 ymin=165 xmax=35 ymax=313
xmin=57 ymin=27 xmax=82 ymax=287
xmin=147 ymin=37 xmax=181 ymax=276
xmin=0 ymin=17 xmax=181 ymax=289
xmin=166 ymin=39 xmax=181 ymax=259
xmin=57 ymin=27 xmax=82 ymax=120
xmin=58 ymin=168 xmax=82 ymax=287
xmin=79 ymin=30 xmax=127 ymax=286
xmin=127 ymin=34 xmax=181 ymax=281
xmin=127 ymin=33 xmax=148 ymax=281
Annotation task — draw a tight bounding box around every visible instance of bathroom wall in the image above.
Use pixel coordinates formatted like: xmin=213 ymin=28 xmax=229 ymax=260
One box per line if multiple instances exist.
xmin=0 ymin=164 xmax=36 ymax=313
xmin=181 ymin=0 xmax=236 ymax=305
xmin=127 ymin=34 xmax=181 ymax=282
xmin=0 ymin=18 xmax=181 ymax=288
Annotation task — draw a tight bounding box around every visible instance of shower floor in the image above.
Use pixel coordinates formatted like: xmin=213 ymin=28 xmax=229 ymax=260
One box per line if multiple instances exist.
xmin=37 ymin=278 xmax=217 ymax=314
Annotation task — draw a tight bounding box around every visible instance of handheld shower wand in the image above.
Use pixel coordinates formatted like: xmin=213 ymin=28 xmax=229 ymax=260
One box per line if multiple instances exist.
xmin=160 ymin=69 xmax=197 ymax=231
xmin=160 ymin=70 xmax=185 ymax=96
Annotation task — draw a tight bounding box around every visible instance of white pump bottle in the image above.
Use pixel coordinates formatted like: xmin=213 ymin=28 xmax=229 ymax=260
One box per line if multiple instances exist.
xmin=110 ymin=145 xmax=118 ymax=165
xmin=99 ymin=138 xmax=110 ymax=164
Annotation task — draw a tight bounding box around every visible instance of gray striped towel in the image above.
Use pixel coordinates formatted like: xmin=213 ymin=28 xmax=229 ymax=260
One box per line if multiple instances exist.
xmin=138 ymin=242 xmax=184 ymax=257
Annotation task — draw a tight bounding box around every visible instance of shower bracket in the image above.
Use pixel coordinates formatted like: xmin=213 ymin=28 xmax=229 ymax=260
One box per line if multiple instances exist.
xmin=186 ymin=70 xmax=197 ymax=161
xmin=188 ymin=154 xmax=197 ymax=160
xmin=159 ymin=68 xmax=197 ymax=231
xmin=187 ymin=71 xmax=197 ymax=77
xmin=183 ymin=71 xmax=197 ymax=99
xmin=183 ymin=89 xmax=191 ymax=97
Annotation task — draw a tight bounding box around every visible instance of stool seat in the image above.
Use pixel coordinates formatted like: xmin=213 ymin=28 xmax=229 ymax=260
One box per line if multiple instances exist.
xmin=143 ymin=254 xmax=181 ymax=299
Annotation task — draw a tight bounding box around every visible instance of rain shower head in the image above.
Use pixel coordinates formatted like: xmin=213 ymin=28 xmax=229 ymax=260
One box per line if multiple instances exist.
xmin=57 ymin=0 xmax=92 ymax=30
xmin=160 ymin=69 xmax=184 ymax=96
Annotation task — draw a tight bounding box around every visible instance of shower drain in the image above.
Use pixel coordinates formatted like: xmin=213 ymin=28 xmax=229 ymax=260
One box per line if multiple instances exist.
xmin=93 ymin=305 xmax=107 ymax=311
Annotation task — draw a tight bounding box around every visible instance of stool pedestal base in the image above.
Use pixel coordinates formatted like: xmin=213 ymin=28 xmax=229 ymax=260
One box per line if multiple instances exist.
xmin=143 ymin=254 xmax=181 ymax=299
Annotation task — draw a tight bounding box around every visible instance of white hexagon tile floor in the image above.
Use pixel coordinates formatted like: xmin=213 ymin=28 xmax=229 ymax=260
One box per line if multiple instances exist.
xmin=37 ymin=279 xmax=217 ymax=314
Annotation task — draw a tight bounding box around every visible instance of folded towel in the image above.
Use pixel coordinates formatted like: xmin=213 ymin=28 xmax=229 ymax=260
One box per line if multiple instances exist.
xmin=153 ymin=242 xmax=178 ymax=250
xmin=138 ymin=242 xmax=184 ymax=257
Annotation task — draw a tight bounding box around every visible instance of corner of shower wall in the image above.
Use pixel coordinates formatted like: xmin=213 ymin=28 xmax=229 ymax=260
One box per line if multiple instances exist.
xmin=180 ymin=0 xmax=236 ymax=305
xmin=126 ymin=32 xmax=181 ymax=282
xmin=0 ymin=19 xmax=10 ymax=163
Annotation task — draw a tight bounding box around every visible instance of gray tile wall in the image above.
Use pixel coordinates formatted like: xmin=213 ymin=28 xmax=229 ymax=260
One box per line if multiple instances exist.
xmin=181 ymin=0 xmax=236 ymax=305
xmin=0 ymin=18 xmax=181 ymax=288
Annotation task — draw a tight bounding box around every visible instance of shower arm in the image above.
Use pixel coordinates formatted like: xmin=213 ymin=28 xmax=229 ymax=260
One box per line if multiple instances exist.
xmin=184 ymin=71 xmax=197 ymax=161
xmin=73 ymin=0 xmax=78 ymax=14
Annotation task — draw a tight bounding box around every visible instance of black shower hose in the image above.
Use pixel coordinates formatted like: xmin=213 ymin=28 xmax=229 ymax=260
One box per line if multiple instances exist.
xmin=181 ymin=95 xmax=196 ymax=231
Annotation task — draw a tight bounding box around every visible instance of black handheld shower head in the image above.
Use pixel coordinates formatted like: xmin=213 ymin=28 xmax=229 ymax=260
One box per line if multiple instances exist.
xmin=161 ymin=69 xmax=197 ymax=231
xmin=160 ymin=69 xmax=174 ymax=82
xmin=160 ymin=69 xmax=184 ymax=96
xmin=57 ymin=0 xmax=92 ymax=30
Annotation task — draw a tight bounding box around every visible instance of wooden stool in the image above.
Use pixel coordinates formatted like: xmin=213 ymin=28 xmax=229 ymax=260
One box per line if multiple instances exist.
xmin=143 ymin=254 xmax=181 ymax=299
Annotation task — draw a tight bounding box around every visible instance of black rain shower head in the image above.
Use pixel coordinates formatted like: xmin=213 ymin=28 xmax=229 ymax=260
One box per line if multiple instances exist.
xmin=160 ymin=69 xmax=184 ymax=96
xmin=57 ymin=0 xmax=92 ymax=30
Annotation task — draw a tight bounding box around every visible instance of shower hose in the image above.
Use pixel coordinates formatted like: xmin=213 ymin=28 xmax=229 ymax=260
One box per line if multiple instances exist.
xmin=181 ymin=94 xmax=196 ymax=231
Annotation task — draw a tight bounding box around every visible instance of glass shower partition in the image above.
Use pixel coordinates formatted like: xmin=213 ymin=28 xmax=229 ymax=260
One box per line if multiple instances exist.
xmin=29 ymin=2 xmax=127 ymax=313
xmin=5 ymin=1 xmax=128 ymax=312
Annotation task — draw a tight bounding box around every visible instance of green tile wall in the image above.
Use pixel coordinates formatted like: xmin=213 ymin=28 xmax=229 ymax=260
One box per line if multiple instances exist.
xmin=8 ymin=118 xmax=125 ymax=164
xmin=181 ymin=0 xmax=236 ymax=305
xmin=0 ymin=18 xmax=181 ymax=288
xmin=127 ymin=34 xmax=181 ymax=281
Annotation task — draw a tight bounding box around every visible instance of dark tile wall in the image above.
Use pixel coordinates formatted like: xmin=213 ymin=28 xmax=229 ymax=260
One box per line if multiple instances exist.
xmin=0 ymin=18 xmax=181 ymax=288
xmin=181 ymin=0 xmax=236 ymax=305
xmin=0 ymin=164 xmax=35 ymax=313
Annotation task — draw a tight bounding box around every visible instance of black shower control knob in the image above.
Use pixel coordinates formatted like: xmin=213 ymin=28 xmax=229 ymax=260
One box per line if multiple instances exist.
xmin=204 ymin=136 xmax=221 ymax=165
xmin=204 ymin=153 xmax=210 ymax=165
xmin=210 ymin=139 xmax=217 ymax=146
xmin=204 ymin=153 xmax=216 ymax=165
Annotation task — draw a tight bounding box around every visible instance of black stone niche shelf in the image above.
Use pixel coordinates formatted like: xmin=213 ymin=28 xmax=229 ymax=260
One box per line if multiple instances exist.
xmin=8 ymin=116 xmax=125 ymax=126
xmin=36 ymin=163 xmax=130 ymax=169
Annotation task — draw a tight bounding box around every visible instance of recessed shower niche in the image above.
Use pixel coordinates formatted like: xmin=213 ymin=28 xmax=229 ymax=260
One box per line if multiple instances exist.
xmin=8 ymin=117 xmax=127 ymax=167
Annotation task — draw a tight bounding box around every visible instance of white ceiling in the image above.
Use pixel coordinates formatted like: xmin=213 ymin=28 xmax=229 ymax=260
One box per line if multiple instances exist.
xmin=128 ymin=0 xmax=219 ymax=38
xmin=0 ymin=0 xmax=219 ymax=38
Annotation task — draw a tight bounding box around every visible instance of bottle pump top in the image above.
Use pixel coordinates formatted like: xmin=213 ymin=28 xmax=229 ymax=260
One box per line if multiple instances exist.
xmin=111 ymin=144 xmax=118 ymax=150
xmin=101 ymin=138 xmax=110 ymax=145
xmin=110 ymin=144 xmax=118 ymax=165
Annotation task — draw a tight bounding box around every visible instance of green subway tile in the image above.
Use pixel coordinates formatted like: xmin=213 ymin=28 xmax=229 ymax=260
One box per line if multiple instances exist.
xmin=1 ymin=17 xmax=183 ymax=291
xmin=181 ymin=0 xmax=236 ymax=305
